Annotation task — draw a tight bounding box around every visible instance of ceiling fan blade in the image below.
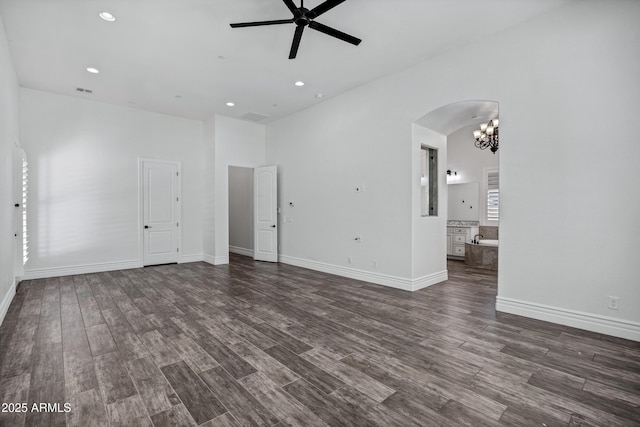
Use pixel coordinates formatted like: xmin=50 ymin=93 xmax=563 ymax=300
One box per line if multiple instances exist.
xmin=230 ymin=19 xmax=293 ymax=28
xmin=307 ymin=0 xmax=346 ymax=19
xmin=282 ymin=0 xmax=298 ymax=14
xmin=289 ymin=25 xmax=305 ymax=59
xmin=308 ymin=20 xmax=361 ymax=46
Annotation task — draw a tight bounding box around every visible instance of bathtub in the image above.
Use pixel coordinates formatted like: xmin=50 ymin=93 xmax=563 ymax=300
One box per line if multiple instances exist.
xmin=465 ymin=241 xmax=498 ymax=270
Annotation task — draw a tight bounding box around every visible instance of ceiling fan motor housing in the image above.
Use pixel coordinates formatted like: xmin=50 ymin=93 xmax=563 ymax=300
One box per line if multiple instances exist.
xmin=294 ymin=9 xmax=311 ymax=26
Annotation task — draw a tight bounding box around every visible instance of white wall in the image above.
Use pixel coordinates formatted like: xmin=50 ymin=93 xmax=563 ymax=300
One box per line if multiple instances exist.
xmin=495 ymin=1 xmax=640 ymax=339
xmin=19 ymin=88 xmax=204 ymax=277
xmin=411 ymin=125 xmax=448 ymax=286
xmin=447 ymin=124 xmax=501 ymax=226
xmin=447 ymin=123 xmax=499 ymax=224
xmin=213 ymin=115 xmax=265 ymax=264
xmin=447 ymin=123 xmax=499 ymax=187
xmin=267 ymin=95 xmax=413 ymax=288
xmin=202 ymin=117 xmax=215 ymax=263
xmin=228 ymin=166 xmax=254 ymax=254
xmin=267 ymin=0 xmax=640 ymax=339
xmin=448 ymin=183 xmax=479 ymax=222
xmin=0 ymin=17 xmax=20 ymax=324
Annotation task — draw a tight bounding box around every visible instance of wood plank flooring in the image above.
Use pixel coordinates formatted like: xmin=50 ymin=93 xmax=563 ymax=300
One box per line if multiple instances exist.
xmin=1 ymin=255 xmax=639 ymax=426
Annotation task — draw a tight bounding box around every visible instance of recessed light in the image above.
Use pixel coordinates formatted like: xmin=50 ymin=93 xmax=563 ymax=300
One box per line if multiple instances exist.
xmin=294 ymin=81 xmax=305 ymax=87
xmin=315 ymin=93 xmax=324 ymax=98
xmin=226 ymin=102 xmax=235 ymax=107
xmin=98 ymin=12 xmax=116 ymax=22
xmin=86 ymin=67 xmax=100 ymax=74
xmin=218 ymin=56 xmax=225 ymax=60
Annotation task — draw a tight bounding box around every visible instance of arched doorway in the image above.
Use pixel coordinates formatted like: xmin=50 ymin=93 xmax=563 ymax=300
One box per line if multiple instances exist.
xmin=411 ymin=100 xmax=500 ymax=288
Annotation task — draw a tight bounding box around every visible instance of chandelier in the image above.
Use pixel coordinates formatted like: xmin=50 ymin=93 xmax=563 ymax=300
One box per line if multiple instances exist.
xmin=472 ymin=119 xmax=499 ymax=153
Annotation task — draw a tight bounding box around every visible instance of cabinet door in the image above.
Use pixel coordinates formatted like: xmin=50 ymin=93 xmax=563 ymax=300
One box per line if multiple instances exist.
xmin=447 ymin=234 xmax=452 ymax=255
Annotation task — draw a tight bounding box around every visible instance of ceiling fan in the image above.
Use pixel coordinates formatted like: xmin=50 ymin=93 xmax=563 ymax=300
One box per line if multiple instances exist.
xmin=230 ymin=0 xmax=362 ymax=59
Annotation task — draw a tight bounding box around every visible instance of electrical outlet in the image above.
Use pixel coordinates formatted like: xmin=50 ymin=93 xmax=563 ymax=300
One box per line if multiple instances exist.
xmin=347 ymin=257 xmax=352 ymax=264
xmin=608 ymin=296 xmax=620 ymax=310
xmin=371 ymin=260 xmax=377 ymax=269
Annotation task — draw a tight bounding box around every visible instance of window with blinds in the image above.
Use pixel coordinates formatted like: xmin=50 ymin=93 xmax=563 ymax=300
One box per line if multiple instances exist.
xmin=487 ymin=170 xmax=499 ymax=222
xmin=22 ymin=156 xmax=29 ymax=265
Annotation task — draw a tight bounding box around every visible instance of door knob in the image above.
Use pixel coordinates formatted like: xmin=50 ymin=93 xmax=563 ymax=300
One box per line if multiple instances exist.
xmin=145 ymin=225 xmax=151 ymax=229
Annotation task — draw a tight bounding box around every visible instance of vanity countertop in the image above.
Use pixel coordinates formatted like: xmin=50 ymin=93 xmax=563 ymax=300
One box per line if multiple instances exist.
xmin=447 ymin=220 xmax=479 ymax=227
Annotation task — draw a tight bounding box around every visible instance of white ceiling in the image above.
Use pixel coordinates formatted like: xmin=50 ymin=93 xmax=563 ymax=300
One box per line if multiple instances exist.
xmin=0 ymin=0 xmax=570 ymax=122
xmin=415 ymin=100 xmax=499 ymax=135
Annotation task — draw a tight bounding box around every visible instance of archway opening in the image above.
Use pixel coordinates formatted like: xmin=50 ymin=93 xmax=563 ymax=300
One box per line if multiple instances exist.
xmin=411 ymin=100 xmax=500 ymax=289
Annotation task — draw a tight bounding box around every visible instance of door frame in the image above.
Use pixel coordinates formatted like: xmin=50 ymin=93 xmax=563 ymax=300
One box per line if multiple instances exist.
xmin=138 ymin=158 xmax=182 ymax=266
xmin=227 ymin=165 xmax=256 ymax=258
xmin=226 ymin=162 xmax=280 ymax=265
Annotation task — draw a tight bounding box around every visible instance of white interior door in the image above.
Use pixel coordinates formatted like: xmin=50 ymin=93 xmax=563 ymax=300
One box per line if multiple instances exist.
xmin=143 ymin=160 xmax=180 ymax=266
xmin=254 ymin=165 xmax=278 ymax=262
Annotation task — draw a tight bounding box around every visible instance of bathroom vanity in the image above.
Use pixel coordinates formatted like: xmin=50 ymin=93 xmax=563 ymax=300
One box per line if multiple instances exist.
xmin=446 ymin=221 xmax=479 ymax=259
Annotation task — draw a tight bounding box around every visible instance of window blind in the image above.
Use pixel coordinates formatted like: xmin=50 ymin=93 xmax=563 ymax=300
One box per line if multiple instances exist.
xmin=22 ymin=156 xmax=29 ymax=265
xmin=487 ymin=171 xmax=499 ymax=221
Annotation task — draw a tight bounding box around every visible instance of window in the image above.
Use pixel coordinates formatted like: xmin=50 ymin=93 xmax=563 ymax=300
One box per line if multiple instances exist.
xmin=486 ymin=170 xmax=499 ymax=222
xmin=420 ymin=145 xmax=438 ymax=216
xmin=21 ymin=155 xmax=29 ymax=265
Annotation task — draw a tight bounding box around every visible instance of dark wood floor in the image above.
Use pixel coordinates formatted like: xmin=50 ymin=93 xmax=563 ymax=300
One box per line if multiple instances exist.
xmin=1 ymin=255 xmax=639 ymax=427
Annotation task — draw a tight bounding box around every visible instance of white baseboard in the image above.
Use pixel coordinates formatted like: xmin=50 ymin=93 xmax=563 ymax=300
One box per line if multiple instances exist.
xmin=203 ymin=254 xmax=229 ymax=265
xmin=214 ymin=255 xmax=229 ymax=265
xmin=23 ymin=259 xmax=142 ymax=280
xmin=179 ymin=253 xmax=204 ymax=263
xmin=229 ymin=246 xmax=254 ymax=257
xmin=412 ymin=270 xmax=450 ymax=291
xmin=279 ymin=254 xmax=447 ymax=292
xmin=0 ymin=279 xmax=17 ymax=327
xmin=23 ymin=254 xmax=204 ymax=279
xmin=496 ymin=296 xmax=640 ymax=342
